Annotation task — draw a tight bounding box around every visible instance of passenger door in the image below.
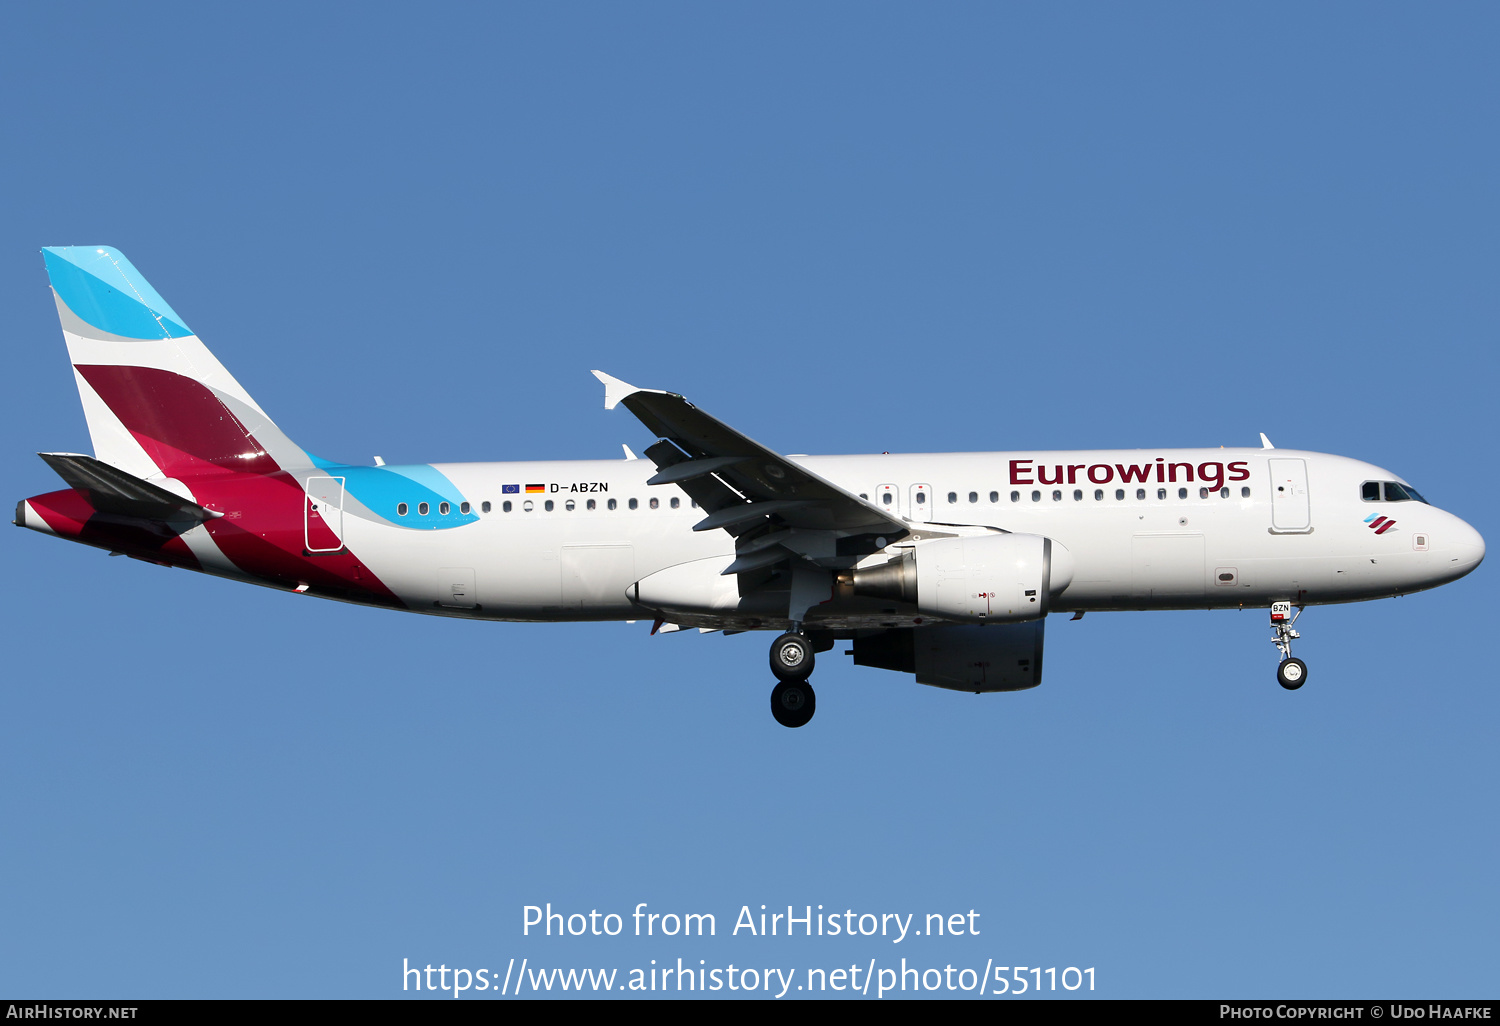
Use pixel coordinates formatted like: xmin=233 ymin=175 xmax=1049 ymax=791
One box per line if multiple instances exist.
xmin=1268 ymin=458 xmax=1311 ymax=533
xmin=304 ymin=476 xmax=345 ymax=553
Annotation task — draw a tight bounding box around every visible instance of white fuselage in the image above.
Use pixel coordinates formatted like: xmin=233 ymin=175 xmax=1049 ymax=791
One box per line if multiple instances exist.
xmin=313 ymin=448 xmax=1484 ymax=628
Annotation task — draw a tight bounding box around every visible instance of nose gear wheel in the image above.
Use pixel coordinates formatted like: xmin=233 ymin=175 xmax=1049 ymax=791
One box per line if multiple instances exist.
xmin=1270 ymin=603 xmax=1308 ymax=690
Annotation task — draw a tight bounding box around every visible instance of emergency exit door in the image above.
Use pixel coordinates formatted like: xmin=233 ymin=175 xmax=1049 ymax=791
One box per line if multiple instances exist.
xmin=909 ymin=483 xmax=932 ymax=522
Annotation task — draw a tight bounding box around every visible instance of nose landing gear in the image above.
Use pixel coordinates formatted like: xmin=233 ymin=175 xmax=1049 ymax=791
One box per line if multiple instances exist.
xmin=1270 ymin=602 xmax=1308 ymax=690
xmin=1276 ymin=656 xmax=1308 ymax=689
xmin=769 ymin=631 xmax=817 ymax=727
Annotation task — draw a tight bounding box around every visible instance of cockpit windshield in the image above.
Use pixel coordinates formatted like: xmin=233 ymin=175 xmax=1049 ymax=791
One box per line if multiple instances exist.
xmin=1362 ymin=480 xmax=1428 ymax=504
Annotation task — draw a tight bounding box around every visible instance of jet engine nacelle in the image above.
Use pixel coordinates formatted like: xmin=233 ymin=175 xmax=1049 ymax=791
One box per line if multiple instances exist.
xmin=851 ymin=621 xmax=1045 ymax=692
xmin=853 ymin=533 xmax=1073 ymax=623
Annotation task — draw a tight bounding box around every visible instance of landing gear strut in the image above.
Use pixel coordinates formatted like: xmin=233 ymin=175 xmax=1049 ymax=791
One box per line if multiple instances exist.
xmin=1270 ymin=602 xmax=1308 ymax=690
xmin=769 ymin=631 xmax=817 ymax=727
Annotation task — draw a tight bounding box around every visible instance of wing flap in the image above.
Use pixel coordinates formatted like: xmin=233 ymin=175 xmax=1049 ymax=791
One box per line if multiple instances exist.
xmin=641 ymin=440 xmax=749 ymax=521
xmin=646 ymin=455 xmax=754 ymax=486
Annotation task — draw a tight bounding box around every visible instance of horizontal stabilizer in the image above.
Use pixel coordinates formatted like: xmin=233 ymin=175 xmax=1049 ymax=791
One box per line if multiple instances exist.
xmin=38 ymin=452 xmax=219 ymax=522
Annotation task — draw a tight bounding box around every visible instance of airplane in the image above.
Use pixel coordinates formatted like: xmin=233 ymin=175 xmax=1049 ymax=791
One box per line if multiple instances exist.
xmin=16 ymin=246 xmax=1486 ymax=727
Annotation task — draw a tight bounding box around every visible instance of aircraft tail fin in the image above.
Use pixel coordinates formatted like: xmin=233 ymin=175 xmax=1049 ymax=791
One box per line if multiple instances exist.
xmin=42 ymin=246 xmax=316 ymax=480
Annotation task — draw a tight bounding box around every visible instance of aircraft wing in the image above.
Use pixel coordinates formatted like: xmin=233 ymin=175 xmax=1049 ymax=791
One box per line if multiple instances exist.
xmin=38 ymin=452 xmax=219 ymax=523
xmin=592 ymin=372 xmax=909 ymax=560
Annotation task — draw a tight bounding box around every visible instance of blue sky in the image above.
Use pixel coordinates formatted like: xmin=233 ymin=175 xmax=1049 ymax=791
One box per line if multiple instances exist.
xmin=2 ymin=2 xmax=1495 ymax=999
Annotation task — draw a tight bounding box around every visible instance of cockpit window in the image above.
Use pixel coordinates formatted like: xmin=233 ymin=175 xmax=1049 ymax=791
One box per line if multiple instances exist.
xmin=1362 ymin=480 xmax=1428 ymax=504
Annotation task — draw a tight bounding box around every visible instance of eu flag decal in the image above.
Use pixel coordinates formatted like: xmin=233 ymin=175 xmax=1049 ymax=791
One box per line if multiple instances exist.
xmin=502 ymin=484 xmax=520 ymax=494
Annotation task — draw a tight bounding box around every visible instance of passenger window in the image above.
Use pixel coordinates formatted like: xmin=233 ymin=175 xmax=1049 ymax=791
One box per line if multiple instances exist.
xmin=439 ymin=501 xmax=450 ymax=515
xmin=1241 ymin=487 xmax=1251 ymax=498
xmin=1362 ymin=481 xmax=1381 ymax=501
xmin=1199 ymin=487 xmax=1209 ymax=499
xmin=916 ymin=492 xmax=927 ymax=505
xmin=881 ymin=493 xmax=892 ymax=505
xmin=522 ymin=500 xmax=533 ymax=512
xmin=670 ymin=497 xmax=680 ymax=508
xmin=502 ymin=500 xmax=512 ymax=513
xmin=565 ymin=499 xmax=576 ymax=511
xmin=1116 ymin=489 xmax=1125 ymax=500
xmin=860 ymin=493 xmax=868 ymax=500
xmin=989 ymin=491 xmax=999 ymax=503
xmin=947 ymin=492 xmax=957 ymax=504
xmin=1052 ymin=490 xmax=1062 ymax=502
xmin=1179 ymin=488 xmax=1188 ymax=499
xmin=1031 ymin=490 xmax=1041 ymax=502
xmin=1073 ymin=489 xmax=1082 ymax=501
xmin=650 ymin=497 xmax=659 ymax=509
xmin=1094 ymin=489 xmax=1104 ymax=501
xmin=1136 ymin=489 xmax=1146 ymax=500
xmin=629 ymin=498 xmax=639 ymax=510
xmin=968 ymin=491 xmax=978 ymax=504
xmin=544 ymin=500 xmax=554 ymax=512
xmin=418 ymin=501 xmax=429 ymax=515
xmin=587 ymin=499 xmax=596 ymax=510
xmin=397 ymin=502 xmax=408 ymax=516
xmin=608 ymin=498 xmax=617 ymax=510
xmin=481 ymin=501 xmax=491 ymax=513
xmin=1010 ymin=491 xmax=1020 ymax=502
xmin=1157 ymin=488 xmax=1166 ymax=500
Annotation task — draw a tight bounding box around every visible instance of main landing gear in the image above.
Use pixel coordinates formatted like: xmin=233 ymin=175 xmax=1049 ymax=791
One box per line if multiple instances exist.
xmin=769 ymin=632 xmax=816 ymax=728
xmin=1270 ymin=602 xmax=1309 ymax=691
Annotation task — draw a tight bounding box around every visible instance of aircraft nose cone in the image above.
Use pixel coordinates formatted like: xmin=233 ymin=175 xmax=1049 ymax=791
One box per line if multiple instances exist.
xmin=1452 ymin=518 xmax=1485 ymax=574
xmin=1429 ymin=515 xmax=1485 ymax=588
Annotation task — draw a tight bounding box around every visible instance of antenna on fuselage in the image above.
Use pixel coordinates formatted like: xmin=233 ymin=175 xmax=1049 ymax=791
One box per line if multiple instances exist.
xmin=1259 ymin=433 xmax=1275 ymax=449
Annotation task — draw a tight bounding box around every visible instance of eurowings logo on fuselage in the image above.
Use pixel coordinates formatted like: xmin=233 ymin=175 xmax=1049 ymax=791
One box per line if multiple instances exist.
xmin=1365 ymin=514 xmax=1397 ymax=535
